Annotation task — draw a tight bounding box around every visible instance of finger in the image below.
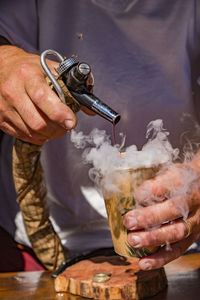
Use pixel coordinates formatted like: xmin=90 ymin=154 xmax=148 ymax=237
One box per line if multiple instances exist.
xmin=25 ymin=74 xmax=77 ymax=131
xmin=0 ymin=112 xmax=47 ymax=145
xmin=0 ymin=94 xmax=50 ymax=144
xmin=133 ymin=169 xmax=176 ymax=204
xmin=0 ymin=117 xmax=28 ymax=140
xmin=16 ymin=92 xmax=68 ymax=140
xmin=123 ymin=196 xmax=185 ymax=230
xmin=134 ymin=164 xmax=197 ymax=205
xmin=127 ymin=219 xmax=191 ymax=248
xmin=0 ymin=101 xmax=32 ymax=138
xmin=138 ymin=232 xmax=198 ymax=270
xmin=1 ymin=81 xmax=67 ymax=141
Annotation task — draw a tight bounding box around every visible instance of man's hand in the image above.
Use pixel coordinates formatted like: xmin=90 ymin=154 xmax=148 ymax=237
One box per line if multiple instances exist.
xmin=123 ymin=154 xmax=200 ymax=270
xmin=0 ymin=46 xmax=77 ymax=145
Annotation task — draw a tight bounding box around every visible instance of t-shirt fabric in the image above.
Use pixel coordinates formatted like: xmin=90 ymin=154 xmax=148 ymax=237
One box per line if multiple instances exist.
xmin=0 ymin=0 xmax=200 ymax=254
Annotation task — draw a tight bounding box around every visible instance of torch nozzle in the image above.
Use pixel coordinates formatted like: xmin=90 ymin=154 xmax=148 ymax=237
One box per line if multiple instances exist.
xmin=70 ymin=90 xmax=121 ymax=125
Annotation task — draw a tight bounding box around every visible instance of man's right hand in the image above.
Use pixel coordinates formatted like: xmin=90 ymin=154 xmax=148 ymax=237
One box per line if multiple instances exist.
xmin=0 ymin=46 xmax=77 ymax=145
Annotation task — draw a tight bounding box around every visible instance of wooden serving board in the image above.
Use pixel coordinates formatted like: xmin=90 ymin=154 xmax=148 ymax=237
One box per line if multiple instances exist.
xmin=54 ymin=255 xmax=167 ymax=299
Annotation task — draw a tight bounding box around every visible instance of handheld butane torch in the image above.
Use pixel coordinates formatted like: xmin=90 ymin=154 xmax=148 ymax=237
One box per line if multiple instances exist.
xmin=40 ymin=49 xmax=121 ymax=125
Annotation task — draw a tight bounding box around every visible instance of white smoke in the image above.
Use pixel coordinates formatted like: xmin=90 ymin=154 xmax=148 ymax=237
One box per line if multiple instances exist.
xmin=70 ymin=119 xmax=200 ymax=252
xmin=70 ymin=119 xmax=197 ymax=224
xmin=71 ymin=119 xmax=178 ymax=183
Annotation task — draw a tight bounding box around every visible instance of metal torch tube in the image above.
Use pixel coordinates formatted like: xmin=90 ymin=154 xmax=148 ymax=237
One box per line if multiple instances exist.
xmin=70 ymin=91 xmax=121 ymax=125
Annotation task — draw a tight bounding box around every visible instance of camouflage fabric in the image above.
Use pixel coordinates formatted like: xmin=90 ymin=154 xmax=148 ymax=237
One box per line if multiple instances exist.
xmin=12 ymin=76 xmax=78 ymax=270
xmin=12 ymin=139 xmax=68 ymax=270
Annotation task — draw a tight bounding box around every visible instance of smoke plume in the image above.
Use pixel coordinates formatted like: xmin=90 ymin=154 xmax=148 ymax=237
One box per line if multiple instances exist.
xmin=70 ymin=119 xmax=198 ymax=229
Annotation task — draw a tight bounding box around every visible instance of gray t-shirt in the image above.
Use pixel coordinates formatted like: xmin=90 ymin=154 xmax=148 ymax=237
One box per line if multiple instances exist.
xmin=0 ymin=0 xmax=200 ymax=254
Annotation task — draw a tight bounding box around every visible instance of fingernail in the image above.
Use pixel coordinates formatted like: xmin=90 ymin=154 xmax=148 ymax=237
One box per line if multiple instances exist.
xmin=124 ymin=216 xmax=137 ymax=228
xmin=64 ymin=119 xmax=75 ymax=130
xmin=140 ymin=260 xmax=152 ymax=271
xmin=129 ymin=235 xmax=141 ymax=247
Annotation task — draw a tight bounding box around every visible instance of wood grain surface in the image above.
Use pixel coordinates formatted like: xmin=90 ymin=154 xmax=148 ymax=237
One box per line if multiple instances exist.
xmin=0 ymin=253 xmax=200 ymax=300
xmin=55 ymin=255 xmax=167 ymax=299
